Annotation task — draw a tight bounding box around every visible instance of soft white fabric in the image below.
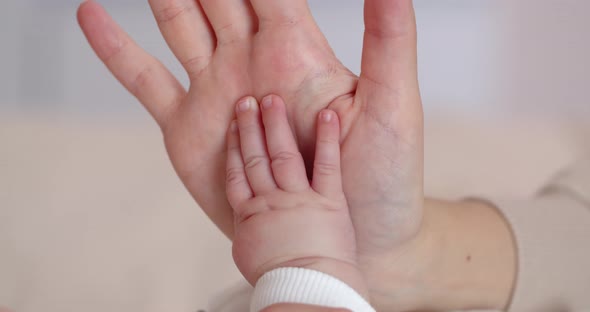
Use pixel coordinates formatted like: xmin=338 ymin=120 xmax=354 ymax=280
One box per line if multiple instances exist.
xmin=251 ymin=268 xmax=375 ymax=312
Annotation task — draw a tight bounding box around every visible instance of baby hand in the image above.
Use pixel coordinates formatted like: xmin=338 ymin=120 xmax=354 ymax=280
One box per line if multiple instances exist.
xmin=226 ymin=95 xmax=367 ymax=296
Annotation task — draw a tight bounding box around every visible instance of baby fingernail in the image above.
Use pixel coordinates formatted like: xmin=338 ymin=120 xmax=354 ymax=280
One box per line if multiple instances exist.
xmin=261 ymin=95 xmax=273 ymax=110
xmin=321 ymin=110 xmax=333 ymax=123
xmin=237 ymin=98 xmax=252 ymax=112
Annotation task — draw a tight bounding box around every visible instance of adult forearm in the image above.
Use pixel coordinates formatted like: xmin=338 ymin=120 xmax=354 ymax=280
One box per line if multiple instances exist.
xmin=423 ymin=198 xmax=516 ymax=310
xmin=362 ymin=199 xmax=516 ymax=311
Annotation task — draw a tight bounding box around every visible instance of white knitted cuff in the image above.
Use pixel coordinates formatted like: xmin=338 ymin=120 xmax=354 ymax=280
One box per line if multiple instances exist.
xmin=250 ymin=267 xmax=375 ymax=312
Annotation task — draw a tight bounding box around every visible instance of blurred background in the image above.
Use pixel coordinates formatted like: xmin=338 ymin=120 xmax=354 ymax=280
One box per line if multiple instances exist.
xmin=0 ymin=1 xmax=588 ymax=311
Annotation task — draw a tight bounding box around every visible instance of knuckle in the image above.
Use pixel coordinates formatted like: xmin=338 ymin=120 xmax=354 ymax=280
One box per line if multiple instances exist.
xmin=244 ymin=155 xmax=269 ymax=170
xmin=313 ymin=161 xmax=339 ymax=176
xmin=129 ymin=66 xmax=154 ymax=98
xmin=101 ymin=38 xmax=130 ymax=64
xmin=214 ymin=23 xmax=250 ymax=45
xmin=154 ymin=1 xmax=193 ymax=24
xmin=317 ymin=137 xmax=338 ymax=146
xmin=271 ymin=151 xmax=301 ymax=165
xmin=240 ymin=122 xmax=261 ymax=134
xmin=227 ymin=144 xmax=241 ymax=155
xmin=226 ymin=167 xmax=245 ymax=186
xmin=183 ymin=55 xmax=212 ymax=80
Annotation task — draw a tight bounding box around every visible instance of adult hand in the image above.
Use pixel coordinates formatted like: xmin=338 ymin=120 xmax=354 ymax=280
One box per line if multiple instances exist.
xmin=78 ymin=0 xmax=423 ymax=308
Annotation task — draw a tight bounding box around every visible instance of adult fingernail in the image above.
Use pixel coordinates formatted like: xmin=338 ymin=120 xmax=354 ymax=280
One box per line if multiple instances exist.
xmin=261 ymin=95 xmax=273 ymax=110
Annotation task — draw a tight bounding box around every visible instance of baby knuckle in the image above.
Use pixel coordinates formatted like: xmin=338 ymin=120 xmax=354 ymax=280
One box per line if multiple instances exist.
xmin=314 ymin=161 xmax=339 ymax=176
xmin=317 ymin=138 xmax=338 ymax=146
xmin=271 ymin=151 xmax=301 ymax=165
xmin=244 ymin=155 xmax=269 ymax=170
xmin=240 ymin=123 xmax=261 ymax=135
xmin=226 ymin=167 xmax=245 ymax=186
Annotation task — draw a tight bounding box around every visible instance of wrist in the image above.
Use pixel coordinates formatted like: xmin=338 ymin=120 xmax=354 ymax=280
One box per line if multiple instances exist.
xmin=361 ymin=198 xmax=516 ymax=311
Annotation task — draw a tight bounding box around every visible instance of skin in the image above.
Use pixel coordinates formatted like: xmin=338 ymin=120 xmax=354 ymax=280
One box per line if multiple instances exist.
xmin=227 ymin=95 xmax=367 ymax=297
xmin=78 ymin=0 xmax=516 ymax=310
xmin=77 ymin=0 xmax=423 ymax=253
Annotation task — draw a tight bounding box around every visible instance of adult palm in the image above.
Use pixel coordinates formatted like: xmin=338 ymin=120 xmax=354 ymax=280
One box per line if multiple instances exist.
xmin=78 ymin=0 xmax=422 ymax=271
